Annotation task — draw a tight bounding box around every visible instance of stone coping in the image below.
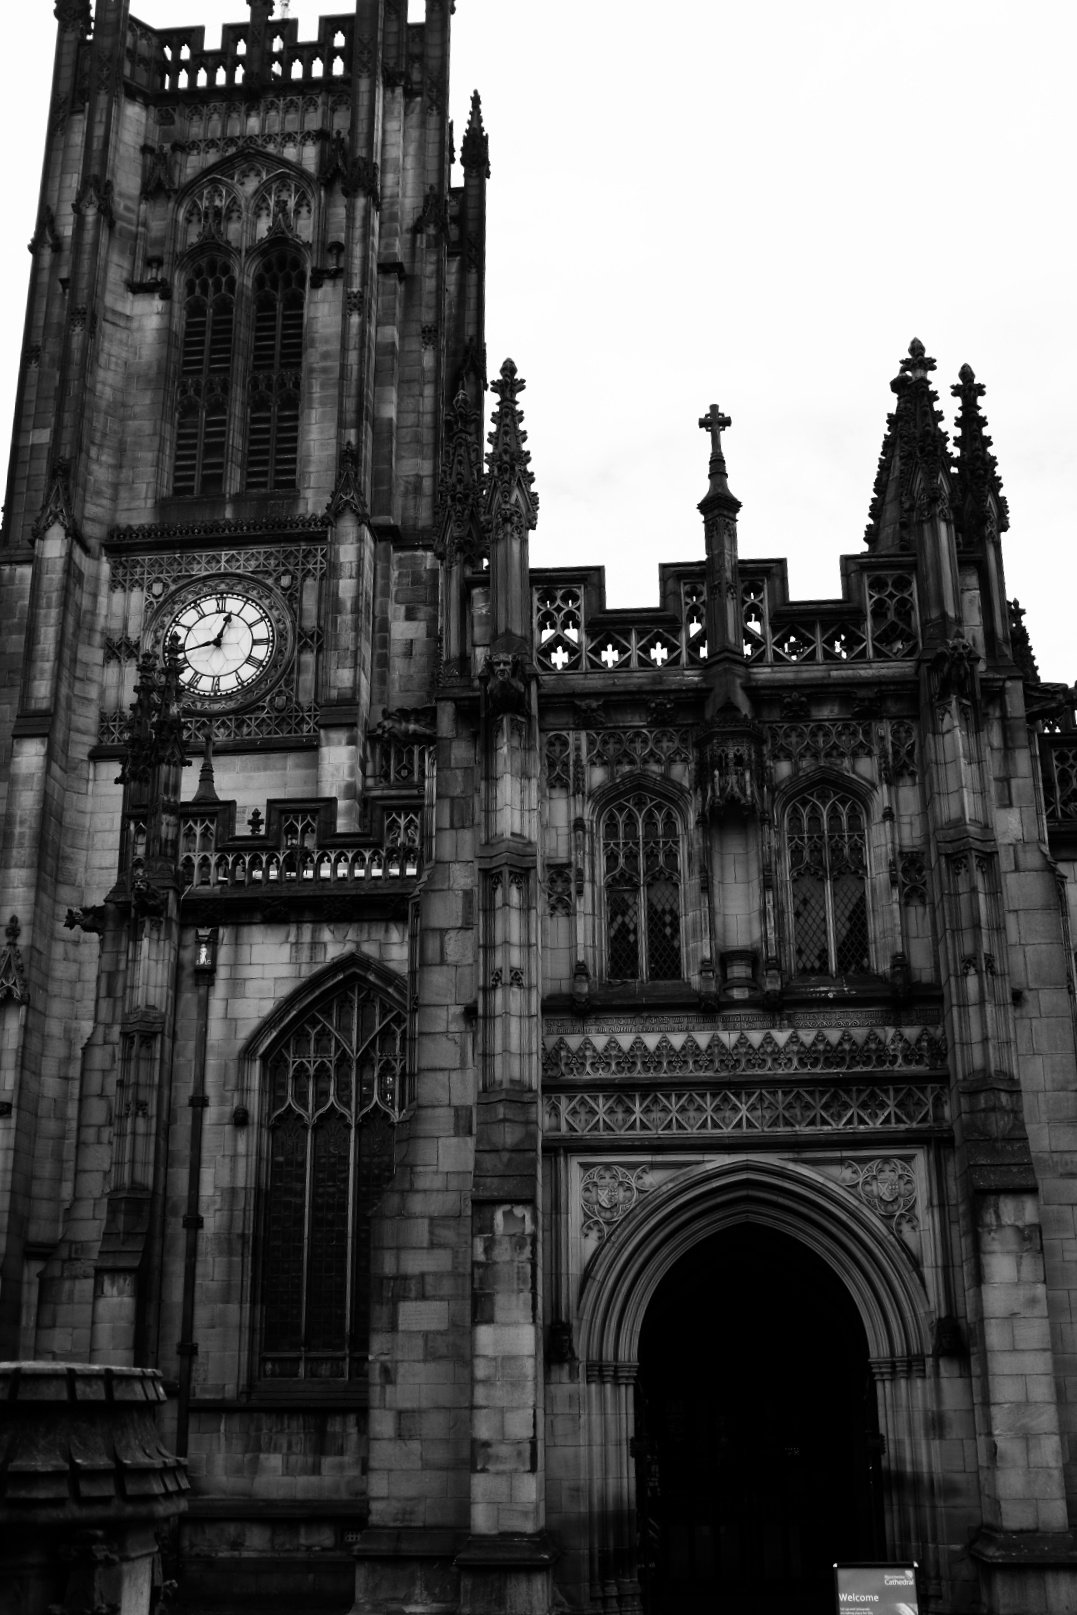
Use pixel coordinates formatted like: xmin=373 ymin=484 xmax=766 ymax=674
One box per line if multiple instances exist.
xmin=0 ymin=1362 xmax=167 ymax=1402
xmin=0 ymin=1362 xmax=188 ymax=1526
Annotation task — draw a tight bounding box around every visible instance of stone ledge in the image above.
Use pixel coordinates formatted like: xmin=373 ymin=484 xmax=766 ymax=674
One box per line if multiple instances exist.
xmin=970 ymin=1529 xmax=1077 ymax=1566
xmin=455 ymin=1531 xmax=559 ymax=1568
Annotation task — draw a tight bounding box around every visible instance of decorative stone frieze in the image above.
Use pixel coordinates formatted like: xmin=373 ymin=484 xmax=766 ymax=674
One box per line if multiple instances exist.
xmin=768 ymin=720 xmax=874 ymax=765
xmin=543 ymin=1025 xmax=948 ymax=1082
xmin=544 ymin=1083 xmax=949 ymax=1138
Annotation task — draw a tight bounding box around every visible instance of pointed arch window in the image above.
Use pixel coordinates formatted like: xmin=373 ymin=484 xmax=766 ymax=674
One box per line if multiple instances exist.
xmin=602 ymin=794 xmax=683 ymax=982
xmin=786 ymin=788 xmax=870 ymax=976
xmin=260 ymin=976 xmax=406 ymax=1382
xmin=173 ymin=253 xmax=236 ymax=495
xmin=246 ymin=245 xmax=306 ymax=490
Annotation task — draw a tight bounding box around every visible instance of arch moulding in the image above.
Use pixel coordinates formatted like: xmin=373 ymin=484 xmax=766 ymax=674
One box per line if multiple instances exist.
xmin=576 ymin=1154 xmax=933 ymax=1367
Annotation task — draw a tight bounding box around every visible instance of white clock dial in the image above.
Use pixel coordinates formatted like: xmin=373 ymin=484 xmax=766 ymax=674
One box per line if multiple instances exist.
xmin=170 ymin=591 xmax=276 ymax=698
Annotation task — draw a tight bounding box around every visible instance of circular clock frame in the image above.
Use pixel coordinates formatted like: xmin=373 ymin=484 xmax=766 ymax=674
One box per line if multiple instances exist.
xmin=146 ymin=574 xmax=294 ymax=714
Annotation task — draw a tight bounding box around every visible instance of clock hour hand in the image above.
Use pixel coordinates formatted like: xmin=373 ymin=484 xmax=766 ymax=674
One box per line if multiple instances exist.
xmin=183 ymin=614 xmax=233 ymax=654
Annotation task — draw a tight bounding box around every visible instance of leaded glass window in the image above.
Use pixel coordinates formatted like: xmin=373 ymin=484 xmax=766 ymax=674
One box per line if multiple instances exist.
xmin=786 ymin=789 xmax=871 ymax=976
xmin=173 ymin=253 xmax=236 ymax=496
xmin=602 ymin=795 xmax=683 ymax=982
xmin=260 ymin=977 xmax=406 ymax=1382
xmin=246 ymin=245 xmax=305 ymax=490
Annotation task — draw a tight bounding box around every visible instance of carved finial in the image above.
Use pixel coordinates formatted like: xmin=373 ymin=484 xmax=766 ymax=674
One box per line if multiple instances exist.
xmin=192 ymin=725 xmax=220 ymax=804
xmin=485 ymin=359 xmax=538 ymax=537
xmin=899 ymin=338 xmax=936 ymax=379
xmin=461 ymin=90 xmax=490 ymax=178
xmin=699 ymin=405 xmax=732 ymax=459
xmin=5 ymin=916 xmax=19 ymax=947
xmin=698 ymin=404 xmax=738 ymax=511
xmin=950 ymin=360 xmax=1009 ymax=544
xmin=116 ymin=644 xmax=190 ymax=786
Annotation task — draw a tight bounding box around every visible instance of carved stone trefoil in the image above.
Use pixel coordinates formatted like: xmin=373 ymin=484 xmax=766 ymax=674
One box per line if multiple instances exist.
xmin=580 ymin=1164 xmax=656 ymax=1242
xmin=327 ymin=441 xmax=368 ymax=523
xmin=842 ymin=1156 xmax=917 ymax=1231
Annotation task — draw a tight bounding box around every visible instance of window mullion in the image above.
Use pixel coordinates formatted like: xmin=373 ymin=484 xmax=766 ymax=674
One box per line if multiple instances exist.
xmin=345 ymin=1106 xmax=358 ymax=1376
xmin=299 ymin=1115 xmax=314 ymax=1377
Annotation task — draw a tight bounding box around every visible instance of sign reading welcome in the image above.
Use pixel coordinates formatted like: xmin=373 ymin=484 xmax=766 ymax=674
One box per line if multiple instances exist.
xmin=835 ymin=1563 xmax=919 ymax=1615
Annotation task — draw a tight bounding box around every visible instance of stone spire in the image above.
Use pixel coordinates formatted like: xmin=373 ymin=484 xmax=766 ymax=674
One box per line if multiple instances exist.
xmin=950 ymin=363 xmax=1010 ymax=548
xmin=863 ymin=338 xmax=953 ymax=552
xmin=460 ymin=90 xmax=490 ymax=179
xmin=484 ymin=359 xmax=538 ymax=659
xmin=485 ymin=359 xmax=538 ymax=542
xmin=696 ymin=404 xmax=746 ymax=711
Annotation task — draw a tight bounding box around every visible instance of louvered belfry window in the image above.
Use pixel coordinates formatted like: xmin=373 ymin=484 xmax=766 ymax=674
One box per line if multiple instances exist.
xmin=246 ymin=246 xmax=306 ymax=490
xmin=603 ymin=795 xmax=683 ymax=982
xmin=173 ymin=254 xmax=236 ymax=495
xmin=260 ymin=979 xmax=406 ymax=1382
xmin=787 ymin=789 xmax=871 ymax=976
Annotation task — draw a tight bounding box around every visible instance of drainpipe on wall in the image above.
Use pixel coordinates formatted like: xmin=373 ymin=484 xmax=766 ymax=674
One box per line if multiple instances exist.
xmin=175 ymin=926 xmax=218 ymax=1458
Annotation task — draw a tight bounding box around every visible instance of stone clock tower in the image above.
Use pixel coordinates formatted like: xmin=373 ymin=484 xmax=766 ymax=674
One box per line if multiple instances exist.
xmin=5 ymin=6 xmax=1077 ymax=1615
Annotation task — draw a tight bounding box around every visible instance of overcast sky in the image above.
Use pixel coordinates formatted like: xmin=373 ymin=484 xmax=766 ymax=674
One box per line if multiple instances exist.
xmin=3 ymin=1 xmax=1073 ymax=680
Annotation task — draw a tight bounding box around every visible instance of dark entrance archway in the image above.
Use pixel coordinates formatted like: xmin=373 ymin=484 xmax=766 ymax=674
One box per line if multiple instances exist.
xmin=636 ymin=1222 xmax=882 ymax=1615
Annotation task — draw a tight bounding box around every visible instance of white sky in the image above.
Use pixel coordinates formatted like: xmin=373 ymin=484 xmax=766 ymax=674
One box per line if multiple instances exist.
xmin=3 ymin=1 xmax=1074 ymax=680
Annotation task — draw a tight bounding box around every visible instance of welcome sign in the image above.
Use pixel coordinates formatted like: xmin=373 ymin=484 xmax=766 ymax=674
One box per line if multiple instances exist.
xmin=835 ymin=1563 xmax=919 ymax=1615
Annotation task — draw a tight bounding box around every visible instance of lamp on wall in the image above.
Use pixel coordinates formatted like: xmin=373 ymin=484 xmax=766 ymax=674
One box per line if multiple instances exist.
xmin=194 ymin=927 xmax=219 ymax=974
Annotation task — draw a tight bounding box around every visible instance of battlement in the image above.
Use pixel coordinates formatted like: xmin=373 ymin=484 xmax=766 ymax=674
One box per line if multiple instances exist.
xmin=125 ymin=12 xmax=357 ymax=94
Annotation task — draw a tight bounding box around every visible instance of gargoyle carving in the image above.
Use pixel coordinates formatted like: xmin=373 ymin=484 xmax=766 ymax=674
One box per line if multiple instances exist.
xmin=65 ymin=905 xmax=106 ymax=935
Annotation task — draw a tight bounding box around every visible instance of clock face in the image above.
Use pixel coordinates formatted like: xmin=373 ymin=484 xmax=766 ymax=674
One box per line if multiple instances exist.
xmin=171 ymin=591 xmax=275 ymax=698
xmin=152 ymin=579 xmax=291 ymax=710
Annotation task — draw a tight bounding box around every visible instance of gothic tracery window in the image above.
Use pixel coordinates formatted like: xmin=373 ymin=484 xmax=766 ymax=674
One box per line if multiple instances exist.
xmin=173 ymin=253 xmax=236 ymax=495
xmin=246 ymin=245 xmax=306 ymax=490
xmin=786 ymin=788 xmax=871 ymax=976
xmin=602 ymin=794 xmax=683 ymax=982
xmin=260 ymin=976 xmax=406 ymax=1383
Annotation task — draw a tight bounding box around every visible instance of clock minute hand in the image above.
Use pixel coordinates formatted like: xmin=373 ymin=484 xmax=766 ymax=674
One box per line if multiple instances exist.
xmin=184 ymin=614 xmax=233 ymax=653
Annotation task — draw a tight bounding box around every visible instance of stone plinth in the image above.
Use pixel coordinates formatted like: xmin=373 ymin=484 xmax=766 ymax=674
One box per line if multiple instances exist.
xmin=0 ymin=1362 xmax=188 ymax=1615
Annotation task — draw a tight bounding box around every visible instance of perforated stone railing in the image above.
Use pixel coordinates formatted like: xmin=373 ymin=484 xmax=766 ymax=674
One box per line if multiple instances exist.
xmin=179 ymin=808 xmax=421 ymax=890
xmin=533 ymin=582 xmax=708 ymax=675
xmin=535 ymin=571 xmax=919 ymax=675
xmin=743 ymin=571 xmax=919 ymax=665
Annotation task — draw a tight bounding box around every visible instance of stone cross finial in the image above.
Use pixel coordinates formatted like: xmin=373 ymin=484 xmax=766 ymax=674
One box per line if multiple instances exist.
xmin=699 ymin=406 xmax=732 ymax=458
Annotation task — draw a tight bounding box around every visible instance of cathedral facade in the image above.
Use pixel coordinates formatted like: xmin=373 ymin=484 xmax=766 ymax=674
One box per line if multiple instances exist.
xmin=3 ymin=4 xmax=1077 ymax=1614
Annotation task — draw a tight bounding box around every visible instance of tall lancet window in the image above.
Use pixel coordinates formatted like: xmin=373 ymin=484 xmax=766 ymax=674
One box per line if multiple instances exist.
xmin=786 ymin=788 xmax=871 ymax=975
xmin=602 ymin=794 xmax=683 ymax=982
xmin=173 ymin=254 xmax=236 ymax=495
xmin=260 ymin=977 xmax=405 ymax=1382
xmin=246 ymin=246 xmax=306 ymax=490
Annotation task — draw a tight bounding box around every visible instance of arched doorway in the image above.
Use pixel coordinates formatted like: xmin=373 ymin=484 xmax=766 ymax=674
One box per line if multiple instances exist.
xmin=635 ymin=1223 xmax=883 ymax=1615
